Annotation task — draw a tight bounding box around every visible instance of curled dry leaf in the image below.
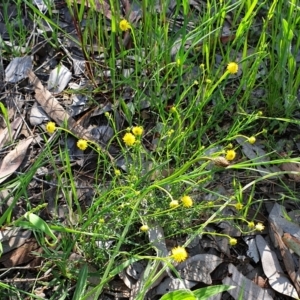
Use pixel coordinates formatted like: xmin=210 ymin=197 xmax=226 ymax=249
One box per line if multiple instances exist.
xmin=0 ymin=137 xmax=33 ymax=184
xmin=282 ymin=233 xmax=300 ymax=257
xmin=255 ymin=235 xmax=299 ymax=299
xmin=280 ymin=162 xmax=300 ymax=182
xmin=223 ymin=263 xmax=274 ymax=299
xmin=0 ymin=117 xmax=22 ymax=148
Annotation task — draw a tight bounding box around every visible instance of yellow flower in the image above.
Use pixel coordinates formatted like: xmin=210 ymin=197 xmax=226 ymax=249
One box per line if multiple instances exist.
xmin=114 ymin=169 xmax=121 ymax=176
xmin=167 ymin=129 xmax=174 ymax=136
xmin=248 ymin=221 xmax=255 ymax=229
xmin=170 ymin=106 xmax=177 ymax=113
xmin=248 ymin=136 xmax=256 ymax=144
xmin=132 ymin=126 xmax=144 ymax=136
xmin=229 ymin=238 xmax=237 ymax=246
xmin=226 ymin=149 xmax=236 ymax=161
xmin=227 ymin=62 xmax=238 ymax=74
xmin=235 ymin=203 xmax=243 ymax=210
xmin=119 ymin=19 xmax=130 ymax=31
xmin=77 ymin=139 xmax=88 ymax=150
xmin=140 ymin=225 xmax=149 ymax=232
xmin=171 ymin=246 xmax=188 ymax=262
xmin=169 ymin=200 xmax=179 ymax=208
xmin=46 ymin=121 xmax=56 ymax=134
xmin=255 ymin=223 xmax=265 ymax=232
xmin=181 ymin=195 xmax=193 ymax=208
xmin=123 ymin=132 xmax=136 ymax=146
xmin=205 ymin=79 xmax=212 ymax=84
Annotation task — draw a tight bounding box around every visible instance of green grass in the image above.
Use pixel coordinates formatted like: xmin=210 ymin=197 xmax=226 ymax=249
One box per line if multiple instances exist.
xmin=1 ymin=0 xmax=300 ymax=298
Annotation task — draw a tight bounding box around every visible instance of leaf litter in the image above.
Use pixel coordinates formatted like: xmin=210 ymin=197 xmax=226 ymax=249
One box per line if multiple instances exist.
xmin=0 ymin=0 xmax=300 ymax=299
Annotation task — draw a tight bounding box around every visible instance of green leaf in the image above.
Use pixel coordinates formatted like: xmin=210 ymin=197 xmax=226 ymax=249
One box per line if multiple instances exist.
xmin=193 ymin=285 xmax=235 ymax=298
xmin=160 ymin=285 xmax=235 ymax=300
xmin=24 ymin=213 xmax=58 ymax=246
xmin=72 ymin=264 xmax=88 ymax=300
xmin=160 ymin=289 xmax=196 ymax=300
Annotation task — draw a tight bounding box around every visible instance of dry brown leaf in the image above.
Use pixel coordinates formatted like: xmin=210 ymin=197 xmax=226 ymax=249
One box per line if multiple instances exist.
xmin=270 ymin=222 xmax=300 ymax=296
xmin=0 ymin=117 xmax=22 ymax=148
xmin=0 ymin=238 xmax=39 ymax=267
xmin=27 ymin=71 xmax=113 ymax=161
xmin=0 ymin=137 xmax=33 ymax=184
xmin=280 ymin=162 xmax=300 ymax=182
xmin=256 ymin=234 xmax=299 ymax=298
xmin=223 ymin=263 xmax=274 ymax=299
xmin=282 ymin=233 xmax=300 ymax=257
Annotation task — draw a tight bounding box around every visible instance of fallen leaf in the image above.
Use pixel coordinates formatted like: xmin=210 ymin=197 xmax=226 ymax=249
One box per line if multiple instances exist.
xmin=280 ymin=162 xmax=300 ymax=182
xmin=269 ymin=203 xmax=300 ymax=239
xmin=282 ymin=233 xmax=300 ymax=257
xmin=0 ymin=137 xmax=33 ymax=184
xmin=27 ymin=71 xmax=113 ymax=161
xmin=0 ymin=238 xmax=39 ymax=267
xmin=0 ymin=117 xmax=22 ymax=148
xmin=177 ymin=254 xmax=223 ymax=284
xmin=5 ymin=56 xmax=32 ymax=83
xmin=270 ymin=222 xmax=300 ymax=295
xmin=222 ymin=263 xmax=274 ymax=299
xmin=256 ymin=235 xmax=299 ymax=299
xmin=47 ymin=65 xmax=72 ymax=93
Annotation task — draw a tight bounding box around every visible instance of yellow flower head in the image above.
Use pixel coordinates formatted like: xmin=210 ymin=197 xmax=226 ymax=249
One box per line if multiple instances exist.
xmin=248 ymin=136 xmax=256 ymax=144
xmin=227 ymin=62 xmax=239 ymax=74
xmin=77 ymin=139 xmax=88 ymax=150
xmin=255 ymin=222 xmax=265 ymax=232
xmin=114 ymin=169 xmax=121 ymax=176
xmin=171 ymin=246 xmax=188 ymax=262
xmin=132 ymin=126 xmax=144 ymax=136
xmin=167 ymin=129 xmax=174 ymax=136
xmin=229 ymin=238 xmax=237 ymax=246
xmin=181 ymin=195 xmax=193 ymax=208
xmin=119 ymin=19 xmax=130 ymax=31
xmin=123 ymin=132 xmax=136 ymax=146
xmin=205 ymin=79 xmax=212 ymax=84
xmin=170 ymin=106 xmax=177 ymax=113
xmin=248 ymin=221 xmax=255 ymax=229
xmin=235 ymin=203 xmax=243 ymax=210
xmin=169 ymin=200 xmax=179 ymax=208
xmin=140 ymin=225 xmax=149 ymax=232
xmin=46 ymin=121 xmax=56 ymax=134
xmin=226 ymin=149 xmax=236 ymax=161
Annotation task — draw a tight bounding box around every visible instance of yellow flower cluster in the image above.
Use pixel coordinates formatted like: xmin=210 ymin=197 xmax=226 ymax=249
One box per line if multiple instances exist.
xmin=169 ymin=200 xmax=179 ymax=208
xmin=46 ymin=121 xmax=56 ymax=134
xmin=235 ymin=203 xmax=243 ymax=210
xmin=181 ymin=195 xmax=193 ymax=207
xmin=132 ymin=126 xmax=144 ymax=136
xmin=226 ymin=149 xmax=236 ymax=161
xmin=229 ymin=238 xmax=237 ymax=246
xmin=227 ymin=62 xmax=238 ymax=74
xmin=248 ymin=136 xmax=256 ymax=144
xmin=119 ymin=19 xmax=130 ymax=31
xmin=77 ymin=139 xmax=88 ymax=150
xmin=171 ymin=246 xmax=188 ymax=262
xmin=123 ymin=132 xmax=136 ymax=146
xmin=140 ymin=225 xmax=149 ymax=232
xmin=123 ymin=126 xmax=144 ymax=146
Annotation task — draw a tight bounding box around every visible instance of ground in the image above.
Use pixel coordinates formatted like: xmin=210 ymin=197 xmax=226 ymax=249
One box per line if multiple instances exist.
xmin=1 ymin=0 xmax=300 ymax=299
